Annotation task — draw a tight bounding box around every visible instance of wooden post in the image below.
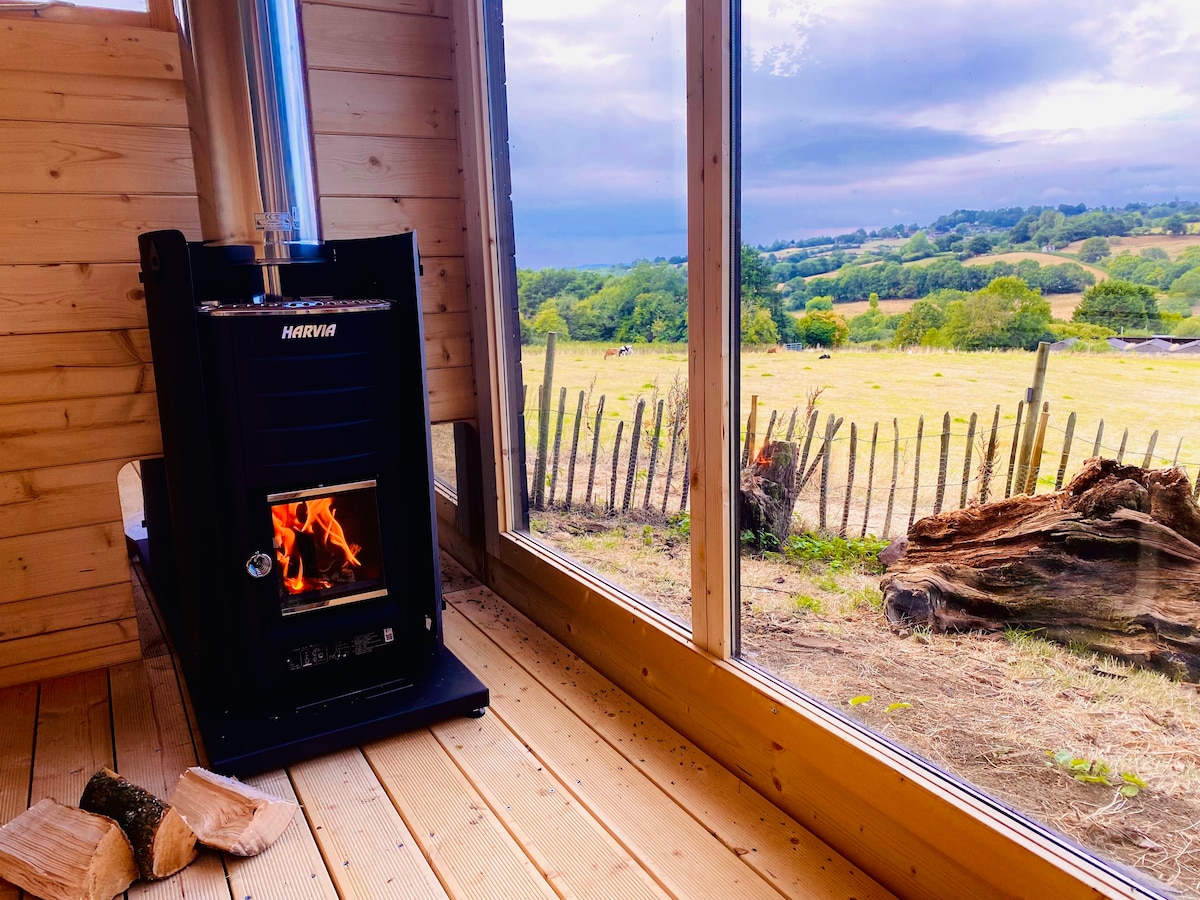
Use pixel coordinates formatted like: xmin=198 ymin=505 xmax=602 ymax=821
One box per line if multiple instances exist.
xmin=883 ymin=418 xmax=900 ymax=539
xmin=679 ymin=438 xmax=691 ymax=512
xmin=1117 ymin=427 xmax=1128 ymax=463
xmin=1173 ymin=436 xmax=1183 ymax=467
xmin=1024 ymin=401 xmax=1050 ymax=494
xmin=532 ymin=333 xmax=557 ymax=508
xmin=608 ymin=420 xmax=624 ymax=512
xmin=1093 ymin=420 xmax=1104 ymax=458
xmin=762 ymin=408 xmax=778 ymax=449
xmin=1005 ymin=401 xmax=1024 ymax=498
xmin=742 ymin=394 xmax=759 ymax=468
xmin=798 ymin=415 xmax=841 ymax=493
xmin=643 ymin=399 xmax=665 ymax=508
xmin=1014 ymin=341 xmax=1050 ymax=493
xmin=784 ymin=407 xmax=798 ymax=442
xmin=1142 ymin=430 xmax=1159 ymax=468
xmin=548 ymin=386 xmax=568 ymax=506
xmin=908 ymin=415 xmax=924 ymax=530
xmin=841 ymin=422 xmax=857 ymax=536
xmin=564 ymin=390 xmax=586 ymax=509
xmin=933 ymin=412 xmax=950 ymax=515
xmin=959 ymin=412 xmax=977 ymax=509
xmin=795 ymin=410 xmax=819 ymax=492
xmin=585 ymin=395 xmax=606 ymax=508
xmin=862 ymin=422 xmax=879 ymax=538
xmin=662 ymin=400 xmax=685 ymax=514
xmin=622 ymin=399 xmax=646 ymax=511
xmin=980 ymin=405 xmax=1000 ymax=503
xmin=1054 ymin=411 xmax=1076 ymax=490
xmin=819 ymin=414 xmax=835 ymax=531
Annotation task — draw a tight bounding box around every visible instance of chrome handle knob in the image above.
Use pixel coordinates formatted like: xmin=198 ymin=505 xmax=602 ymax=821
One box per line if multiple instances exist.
xmin=246 ymin=551 xmax=273 ymax=578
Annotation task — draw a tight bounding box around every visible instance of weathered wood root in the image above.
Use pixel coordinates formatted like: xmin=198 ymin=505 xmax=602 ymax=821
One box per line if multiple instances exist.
xmin=880 ymin=458 xmax=1200 ymax=680
xmin=739 ymin=440 xmax=799 ymax=547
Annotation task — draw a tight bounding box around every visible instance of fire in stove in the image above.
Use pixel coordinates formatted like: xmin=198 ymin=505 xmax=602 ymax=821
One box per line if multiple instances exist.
xmin=268 ymin=482 xmax=385 ymax=613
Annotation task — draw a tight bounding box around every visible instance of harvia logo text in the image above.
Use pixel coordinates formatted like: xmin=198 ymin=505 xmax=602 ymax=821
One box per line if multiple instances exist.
xmin=281 ymin=323 xmax=337 ymax=339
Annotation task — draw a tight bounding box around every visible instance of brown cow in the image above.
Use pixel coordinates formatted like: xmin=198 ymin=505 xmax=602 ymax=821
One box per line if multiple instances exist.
xmin=767 ymin=346 xmax=778 ymax=353
xmin=604 ymin=347 xmax=618 ymax=359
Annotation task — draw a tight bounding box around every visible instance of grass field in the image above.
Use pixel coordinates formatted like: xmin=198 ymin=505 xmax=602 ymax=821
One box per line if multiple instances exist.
xmin=523 ymin=342 xmax=1200 ymax=474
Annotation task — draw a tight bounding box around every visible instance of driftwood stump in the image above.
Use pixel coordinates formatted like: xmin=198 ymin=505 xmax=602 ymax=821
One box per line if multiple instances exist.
xmin=880 ymin=458 xmax=1200 ymax=680
xmin=739 ymin=440 xmax=799 ymax=548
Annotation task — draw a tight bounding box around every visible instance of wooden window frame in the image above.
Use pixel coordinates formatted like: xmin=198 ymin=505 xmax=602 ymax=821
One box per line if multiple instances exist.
xmin=0 ymin=0 xmax=175 ymax=30
xmin=455 ymin=0 xmax=1161 ymax=896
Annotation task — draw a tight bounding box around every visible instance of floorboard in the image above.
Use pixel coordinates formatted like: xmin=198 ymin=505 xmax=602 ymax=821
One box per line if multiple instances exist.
xmin=0 ymin=553 xmax=895 ymax=900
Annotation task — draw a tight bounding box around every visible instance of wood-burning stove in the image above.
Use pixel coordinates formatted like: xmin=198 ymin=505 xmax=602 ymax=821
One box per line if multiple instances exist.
xmin=138 ymin=228 xmax=488 ymax=775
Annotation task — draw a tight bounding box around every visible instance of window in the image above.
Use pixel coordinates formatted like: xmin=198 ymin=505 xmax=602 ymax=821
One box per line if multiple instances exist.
xmin=737 ymin=2 xmax=1200 ymax=895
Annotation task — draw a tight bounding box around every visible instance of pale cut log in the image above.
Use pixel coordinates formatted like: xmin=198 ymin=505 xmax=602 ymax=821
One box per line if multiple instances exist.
xmin=80 ymin=767 xmax=197 ymax=880
xmin=0 ymin=798 xmax=137 ymax=900
xmin=168 ymin=767 xmax=298 ymax=856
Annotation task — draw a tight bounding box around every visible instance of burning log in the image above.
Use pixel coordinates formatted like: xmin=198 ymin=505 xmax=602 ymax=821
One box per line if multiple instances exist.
xmin=0 ymin=798 xmax=138 ymax=900
xmin=79 ymin=768 xmax=197 ymax=880
xmin=739 ymin=440 xmax=800 ymax=547
xmin=169 ymin=767 xmax=298 ymax=856
xmin=880 ymin=458 xmax=1200 ymax=680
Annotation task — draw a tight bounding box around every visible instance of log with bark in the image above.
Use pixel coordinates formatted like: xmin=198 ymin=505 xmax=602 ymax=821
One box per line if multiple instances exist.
xmin=739 ymin=440 xmax=799 ymax=548
xmin=168 ymin=767 xmax=298 ymax=856
xmin=880 ymin=458 xmax=1200 ymax=681
xmin=79 ymin=767 xmax=197 ymax=880
xmin=0 ymin=798 xmax=138 ymax=900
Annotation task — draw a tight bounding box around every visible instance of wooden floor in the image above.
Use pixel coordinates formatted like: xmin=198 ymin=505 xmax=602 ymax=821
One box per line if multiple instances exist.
xmin=0 ymin=551 xmax=895 ymax=900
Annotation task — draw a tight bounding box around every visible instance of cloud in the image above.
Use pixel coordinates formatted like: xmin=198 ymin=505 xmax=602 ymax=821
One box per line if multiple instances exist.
xmin=503 ymin=0 xmax=1200 ymax=266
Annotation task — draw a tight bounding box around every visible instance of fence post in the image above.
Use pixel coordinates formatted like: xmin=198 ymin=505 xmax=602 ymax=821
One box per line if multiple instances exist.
xmin=1024 ymin=401 xmax=1050 ymax=494
xmin=548 ymin=386 xmax=567 ymax=506
xmin=1005 ymin=401 xmax=1024 ymax=498
xmin=819 ymin=414 xmax=835 ymax=531
xmin=883 ymin=418 xmax=899 ymax=539
xmin=841 ymin=422 xmax=857 ymax=536
xmin=959 ymin=412 xmax=977 ymax=509
xmin=1142 ymin=430 xmax=1159 ymax=468
xmin=608 ymin=420 xmax=625 ymax=512
xmin=622 ymin=399 xmax=646 ymax=511
xmin=1173 ymin=437 xmax=1183 ymax=467
xmin=742 ymin=394 xmax=759 ymax=468
xmin=907 ymin=416 xmax=925 ymax=530
xmin=532 ymin=333 xmax=557 ymax=508
xmin=662 ymin=400 xmax=685 ymax=514
xmin=679 ymin=439 xmax=691 ymax=512
xmin=1092 ymin=420 xmax=1104 ymax=458
xmin=796 ymin=410 xmax=819 ymax=491
xmin=981 ymin=405 xmax=1000 ymax=503
xmin=862 ymin=422 xmax=879 ymax=538
xmin=564 ymin=390 xmax=586 ymax=509
xmin=1015 ymin=341 xmax=1050 ymax=493
xmin=933 ymin=412 xmax=950 ymax=515
xmin=585 ymin=395 xmax=606 ymax=508
xmin=784 ymin=407 xmax=798 ymax=442
xmin=643 ymin=399 xmax=665 ymax=508
xmin=1117 ymin=428 xmax=1128 ymax=463
xmin=1054 ymin=411 xmax=1076 ymax=490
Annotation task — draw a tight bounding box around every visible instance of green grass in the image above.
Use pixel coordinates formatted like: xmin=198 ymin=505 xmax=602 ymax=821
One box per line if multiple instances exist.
xmin=523 ymin=342 xmax=1200 ymax=470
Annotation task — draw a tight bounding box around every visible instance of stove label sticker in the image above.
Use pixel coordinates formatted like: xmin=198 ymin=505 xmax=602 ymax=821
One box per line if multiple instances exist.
xmin=255 ymin=211 xmax=294 ymax=231
xmin=286 ymin=626 xmax=395 ymax=670
xmin=281 ymin=323 xmax=336 ymax=340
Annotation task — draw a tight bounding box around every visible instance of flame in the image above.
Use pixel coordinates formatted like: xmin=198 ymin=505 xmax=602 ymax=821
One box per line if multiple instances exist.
xmin=272 ymin=497 xmax=362 ymax=595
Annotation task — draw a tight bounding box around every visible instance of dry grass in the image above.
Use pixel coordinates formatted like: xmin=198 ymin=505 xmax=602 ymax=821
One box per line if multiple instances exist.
xmin=530 ymin=510 xmax=1200 ymax=898
xmin=1079 ymin=234 xmax=1200 ymax=260
xmin=963 ymin=251 xmax=1110 ymax=282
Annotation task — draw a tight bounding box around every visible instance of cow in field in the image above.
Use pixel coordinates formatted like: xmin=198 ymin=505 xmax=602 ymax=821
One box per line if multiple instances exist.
xmin=606 ymin=345 xmax=633 ymax=359
xmin=604 ymin=347 xmax=618 ymax=359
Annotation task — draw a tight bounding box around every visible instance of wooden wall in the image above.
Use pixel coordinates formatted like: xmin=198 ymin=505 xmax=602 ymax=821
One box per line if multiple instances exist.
xmin=0 ymin=1 xmax=476 ymax=687
xmin=0 ymin=14 xmax=197 ymax=687
xmin=305 ymin=0 xmax=476 ymax=423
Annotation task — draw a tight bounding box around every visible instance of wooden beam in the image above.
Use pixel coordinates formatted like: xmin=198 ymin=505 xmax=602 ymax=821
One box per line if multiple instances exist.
xmin=0 ymin=462 xmax=125 ymax=539
xmin=0 ymin=71 xmax=187 ymax=126
xmin=308 ymin=0 xmax=450 ymax=18
xmin=427 ymin=366 xmax=475 ymax=425
xmin=0 ymin=522 xmax=131 ymax=604
xmin=315 ymin=134 xmax=460 ymax=198
xmin=0 ymin=584 xmax=133 ymax=644
xmin=319 ymin=197 xmax=464 ymax=255
xmin=0 ymin=394 xmax=161 ymax=473
xmin=0 ymin=264 xmax=146 ymax=336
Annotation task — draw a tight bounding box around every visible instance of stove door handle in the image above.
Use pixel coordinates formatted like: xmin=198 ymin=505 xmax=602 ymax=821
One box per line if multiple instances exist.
xmin=246 ymin=551 xmax=273 ymax=578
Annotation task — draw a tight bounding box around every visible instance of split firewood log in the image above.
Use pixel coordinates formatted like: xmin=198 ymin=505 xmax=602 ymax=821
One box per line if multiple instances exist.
xmin=0 ymin=798 xmax=138 ymax=900
xmin=79 ymin=767 xmax=197 ymax=880
xmin=168 ymin=767 xmax=298 ymax=856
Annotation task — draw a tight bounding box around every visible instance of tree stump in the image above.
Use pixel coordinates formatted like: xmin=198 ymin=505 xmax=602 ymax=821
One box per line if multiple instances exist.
xmin=880 ymin=458 xmax=1200 ymax=680
xmin=739 ymin=440 xmax=799 ymax=548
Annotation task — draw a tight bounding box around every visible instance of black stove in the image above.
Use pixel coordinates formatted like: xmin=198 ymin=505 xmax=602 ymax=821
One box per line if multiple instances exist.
xmin=138 ymin=228 xmax=487 ymax=775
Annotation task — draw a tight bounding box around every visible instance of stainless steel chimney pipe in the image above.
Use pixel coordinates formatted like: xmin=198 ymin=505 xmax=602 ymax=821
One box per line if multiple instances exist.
xmin=176 ymin=0 xmax=322 ymax=296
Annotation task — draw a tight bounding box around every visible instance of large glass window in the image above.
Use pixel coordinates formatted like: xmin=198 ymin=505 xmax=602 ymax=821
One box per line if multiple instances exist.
xmin=502 ymin=0 xmax=692 ymax=627
xmin=737 ymin=2 xmax=1200 ymax=894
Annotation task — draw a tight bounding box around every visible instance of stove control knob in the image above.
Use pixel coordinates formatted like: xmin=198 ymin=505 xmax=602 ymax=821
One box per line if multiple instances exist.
xmin=245 ymin=551 xmax=273 ymax=578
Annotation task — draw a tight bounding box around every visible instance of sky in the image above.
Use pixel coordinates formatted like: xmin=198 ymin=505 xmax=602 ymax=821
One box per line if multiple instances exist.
xmin=502 ymin=0 xmax=1200 ymax=268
